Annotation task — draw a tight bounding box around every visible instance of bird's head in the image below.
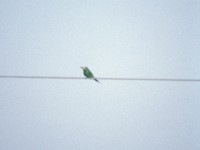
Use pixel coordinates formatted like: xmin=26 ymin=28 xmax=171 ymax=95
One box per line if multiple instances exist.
xmin=80 ymin=66 xmax=84 ymax=70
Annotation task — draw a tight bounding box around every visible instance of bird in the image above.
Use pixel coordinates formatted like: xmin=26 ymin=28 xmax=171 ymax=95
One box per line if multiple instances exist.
xmin=80 ymin=66 xmax=99 ymax=82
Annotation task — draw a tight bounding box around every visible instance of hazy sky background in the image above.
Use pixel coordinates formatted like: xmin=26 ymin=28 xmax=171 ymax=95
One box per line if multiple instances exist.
xmin=0 ymin=0 xmax=200 ymax=149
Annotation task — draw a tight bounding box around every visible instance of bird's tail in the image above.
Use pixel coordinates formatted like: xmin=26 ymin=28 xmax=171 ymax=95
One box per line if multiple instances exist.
xmin=94 ymin=78 xmax=100 ymax=82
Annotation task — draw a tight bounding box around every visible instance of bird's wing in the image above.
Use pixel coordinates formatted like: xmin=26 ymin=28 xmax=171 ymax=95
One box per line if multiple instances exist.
xmin=84 ymin=67 xmax=94 ymax=78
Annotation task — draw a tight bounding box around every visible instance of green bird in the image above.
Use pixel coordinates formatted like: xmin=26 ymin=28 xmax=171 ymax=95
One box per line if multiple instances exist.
xmin=80 ymin=66 xmax=99 ymax=82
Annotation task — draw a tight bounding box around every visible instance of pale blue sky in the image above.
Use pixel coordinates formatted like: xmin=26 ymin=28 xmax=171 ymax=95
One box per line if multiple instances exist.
xmin=0 ymin=0 xmax=200 ymax=150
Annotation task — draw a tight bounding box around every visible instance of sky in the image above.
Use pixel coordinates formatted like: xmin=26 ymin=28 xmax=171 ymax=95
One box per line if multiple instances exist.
xmin=0 ymin=0 xmax=200 ymax=149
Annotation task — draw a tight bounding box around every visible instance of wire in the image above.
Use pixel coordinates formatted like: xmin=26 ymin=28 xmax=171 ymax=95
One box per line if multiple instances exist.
xmin=0 ymin=75 xmax=200 ymax=82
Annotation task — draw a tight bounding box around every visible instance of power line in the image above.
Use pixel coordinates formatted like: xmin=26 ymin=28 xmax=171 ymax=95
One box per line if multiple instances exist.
xmin=0 ymin=75 xmax=200 ymax=82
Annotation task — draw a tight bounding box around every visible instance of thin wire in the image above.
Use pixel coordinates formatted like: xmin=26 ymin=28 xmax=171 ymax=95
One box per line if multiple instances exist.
xmin=0 ymin=75 xmax=200 ymax=82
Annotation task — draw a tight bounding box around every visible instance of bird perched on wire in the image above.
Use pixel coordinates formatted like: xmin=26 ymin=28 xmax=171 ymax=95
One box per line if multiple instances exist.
xmin=80 ymin=66 xmax=99 ymax=82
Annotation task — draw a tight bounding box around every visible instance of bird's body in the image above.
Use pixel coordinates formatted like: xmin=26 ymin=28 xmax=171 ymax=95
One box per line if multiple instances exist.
xmin=80 ymin=67 xmax=99 ymax=82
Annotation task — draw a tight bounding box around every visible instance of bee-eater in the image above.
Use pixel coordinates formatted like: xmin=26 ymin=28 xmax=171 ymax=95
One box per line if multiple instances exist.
xmin=80 ymin=66 xmax=99 ymax=82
